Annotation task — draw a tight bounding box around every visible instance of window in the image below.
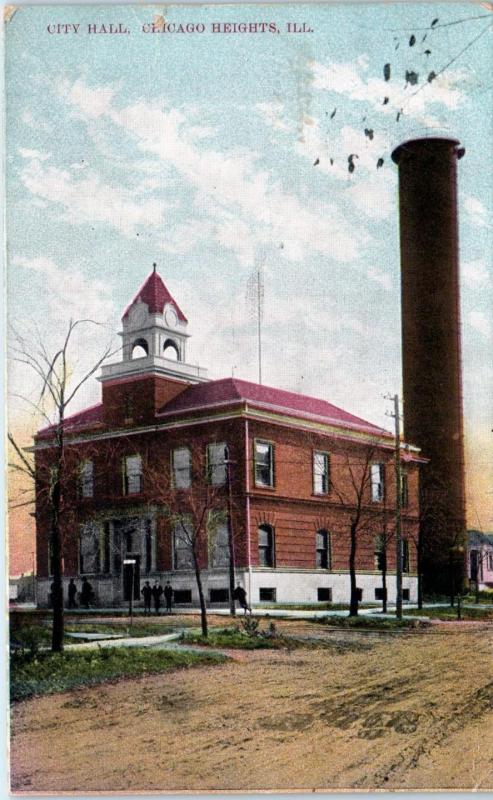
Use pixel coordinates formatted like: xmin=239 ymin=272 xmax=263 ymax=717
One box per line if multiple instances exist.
xmin=317 ymin=587 xmax=332 ymax=602
xmin=403 ymin=588 xmax=410 ymax=601
xmin=371 ymin=463 xmax=385 ymax=502
xmin=254 ymin=441 xmax=274 ymax=487
xmin=313 ymin=451 xmax=330 ymax=495
xmin=123 ymin=455 xmax=142 ymax=495
xmin=259 ymin=587 xmax=276 ymax=602
xmin=316 ymin=530 xmax=330 ymax=569
xmin=173 ymin=520 xmax=194 ymax=570
xmin=207 ymin=443 xmax=227 ymax=486
xmin=124 ymin=393 xmax=134 ymax=422
xmin=400 ymin=473 xmax=409 ymax=507
xmin=356 ymin=588 xmax=363 ymax=601
xmin=79 ymin=522 xmax=100 ymax=574
xmin=488 ymin=553 xmax=493 ymax=571
xmin=172 ymin=447 xmax=191 ymax=489
xmin=374 ymin=534 xmax=386 ymax=571
xmin=79 ymin=460 xmax=94 ymax=498
xmin=174 ymin=589 xmax=192 ymax=604
xmin=210 ymin=588 xmax=229 ymax=603
xmin=209 ymin=520 xmax=230 ymax=568
xmin=375 ymin=587 xmax=387 ymax=601
xmin=401 ymin=539 xmax=410 ymax=573
xmin=258 ymin=524 xmax=275 ymax=567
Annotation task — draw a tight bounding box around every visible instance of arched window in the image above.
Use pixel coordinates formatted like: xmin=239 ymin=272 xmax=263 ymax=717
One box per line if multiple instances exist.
xmin=131 ymin=338 xmax=149 ymax=359
xmin=163 ymin=338 xmax=180 ymax=361
xmin=258 ymin=524 xmax=275 ymax=567
xmin=316 ymin=530 xmax=330 ymax=569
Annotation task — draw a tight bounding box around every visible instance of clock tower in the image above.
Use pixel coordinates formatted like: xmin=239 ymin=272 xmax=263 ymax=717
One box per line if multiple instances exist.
xmin=99 ymin=265 xmax=208 ymax=425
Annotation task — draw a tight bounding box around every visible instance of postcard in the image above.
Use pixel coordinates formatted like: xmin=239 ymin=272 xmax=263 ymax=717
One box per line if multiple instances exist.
xmin=5 ymin=1 xmax=493 ymax=794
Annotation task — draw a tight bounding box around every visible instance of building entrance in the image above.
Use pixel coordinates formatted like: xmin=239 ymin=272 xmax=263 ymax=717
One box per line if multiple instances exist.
xmin=123 ymin=554 xmax=141 ymax=601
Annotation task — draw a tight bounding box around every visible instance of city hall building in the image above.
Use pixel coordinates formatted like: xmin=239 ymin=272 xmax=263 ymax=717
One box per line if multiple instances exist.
xmin=34 ymin=268 xmax=424 ymax=608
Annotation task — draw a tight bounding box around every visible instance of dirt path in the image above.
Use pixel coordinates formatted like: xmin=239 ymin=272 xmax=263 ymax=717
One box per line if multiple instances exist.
xmin=11 ymin=625 xmax=493 ymax=793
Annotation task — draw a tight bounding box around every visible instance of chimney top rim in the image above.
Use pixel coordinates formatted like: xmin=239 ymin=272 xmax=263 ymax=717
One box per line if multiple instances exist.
xmin=392 ymin=136 xmax=461 ymax=164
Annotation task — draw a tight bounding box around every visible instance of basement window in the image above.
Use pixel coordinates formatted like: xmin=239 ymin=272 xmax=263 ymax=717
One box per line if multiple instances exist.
xmin=209 ymin=588 xmax=229 ymax=603
xmin=403 ymin=588 xmax=410 ymax=601
xmin=317 ymin=588 xmax=332 ymax=602
xmin=259 ymin=587 xmax=276 ymax=602
xmin=173 ymin=589 xmax=192 ymax=604
xmin=375 ymin=587 xmax=387 ymax=601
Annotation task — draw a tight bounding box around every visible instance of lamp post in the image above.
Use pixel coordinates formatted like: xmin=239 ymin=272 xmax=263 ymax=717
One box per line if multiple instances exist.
xmin=123 ymin=558 xmax=136 ymax=626
xmin=224 ymin=447 xmax=236 ymax=616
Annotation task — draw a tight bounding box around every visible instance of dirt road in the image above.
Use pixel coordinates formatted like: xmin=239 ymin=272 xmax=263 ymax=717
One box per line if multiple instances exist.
xmin=10 ymin=623 xmax=493 ymax=792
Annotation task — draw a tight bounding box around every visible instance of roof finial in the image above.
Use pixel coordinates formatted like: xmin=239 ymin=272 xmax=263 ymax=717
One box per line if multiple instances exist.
xmin=152 ymin=262 xmax=157 ymax=273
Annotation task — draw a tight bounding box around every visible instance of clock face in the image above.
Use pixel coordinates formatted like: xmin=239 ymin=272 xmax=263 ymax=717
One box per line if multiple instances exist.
xmin=165 ymin=306 xmax=178 ymax=327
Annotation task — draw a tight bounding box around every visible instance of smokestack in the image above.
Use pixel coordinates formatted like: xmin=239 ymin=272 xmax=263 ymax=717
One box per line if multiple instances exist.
xmin=392 ymin=137 xmax=466 ymax=594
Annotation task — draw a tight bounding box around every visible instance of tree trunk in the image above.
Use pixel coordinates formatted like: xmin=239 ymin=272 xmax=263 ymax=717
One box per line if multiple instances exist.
xmin=193 ymin=553 xmax=208 ymax=638
xmin=50 ymin=482 xmax=64 ymax=653
xmin=349 ymin=521 xmax=358 ymax=617
xmin=381 ymin=547 xmax=387 ymax=614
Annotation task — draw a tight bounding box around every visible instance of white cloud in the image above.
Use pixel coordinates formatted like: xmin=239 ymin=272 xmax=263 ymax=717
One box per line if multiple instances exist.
xmin=464 ymin=196 xmax=489 ymax=228
xmin=310 ymin=57 xmax=466 ymax=126
xmin=367 ymin=266 xmax=392 ymax=292
xmin=19 ymin=154 xmax=168 ymax=236
xmin=18 ymin=148 xmax=50 ymax=161
xmin=468 ymin=310 xmax=491 ymax=339
xmin=462 ymin=259 xmax=490 ymax=288
xmin=9 ymin=256 xmax=119 ymax=419
xmin=58 ymin=77 xmax=118 ymax=119
xmin=255 ymin=100 xmax=289 ymax=131
xmin=57 ymin=78 xmax=366 ymax=266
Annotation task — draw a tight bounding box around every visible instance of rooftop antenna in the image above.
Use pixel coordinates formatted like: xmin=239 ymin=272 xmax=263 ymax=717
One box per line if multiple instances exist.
xmin=152 ymin=262 xmax=157 ymax=273
xmin=247 ymin=251 xmax=265 ymax=385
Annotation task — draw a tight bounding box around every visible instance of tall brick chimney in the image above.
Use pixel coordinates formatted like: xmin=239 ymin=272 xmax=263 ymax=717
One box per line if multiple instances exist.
xmin=392 ymin=137 xmax=466 ymax=594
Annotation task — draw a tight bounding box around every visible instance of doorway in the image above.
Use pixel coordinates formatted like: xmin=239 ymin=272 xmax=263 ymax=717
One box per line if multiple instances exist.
xmin=123 ymin=554 xmax=141 ymax=601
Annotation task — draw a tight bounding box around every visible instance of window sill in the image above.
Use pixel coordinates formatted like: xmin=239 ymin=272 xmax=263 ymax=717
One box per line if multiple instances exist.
xmin=254 ymin=483 xmax=276 ymax=491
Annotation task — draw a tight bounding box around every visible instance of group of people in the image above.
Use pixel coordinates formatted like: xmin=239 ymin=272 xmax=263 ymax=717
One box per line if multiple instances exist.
xmin=141 ymin=580 xmax=174 ymax=615
xmin=51 ymin=577 xmax=94 ymax=609
xmin=55 ymin=577 xmax=250 ymax=614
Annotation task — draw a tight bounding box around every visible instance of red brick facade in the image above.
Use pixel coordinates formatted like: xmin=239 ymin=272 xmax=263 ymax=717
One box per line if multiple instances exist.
xmin=33 ymin=272 xmax=424 ymax=607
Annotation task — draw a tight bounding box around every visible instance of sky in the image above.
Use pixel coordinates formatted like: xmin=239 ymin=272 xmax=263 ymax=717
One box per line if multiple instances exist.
xmin=5 ymin=2 xmax=493 ymax=554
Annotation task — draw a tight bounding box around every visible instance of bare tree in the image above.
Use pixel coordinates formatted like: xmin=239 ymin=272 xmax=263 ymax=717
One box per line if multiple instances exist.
xmin=8 ymin=320 xmax=114 ymax=652
xmin=145 ymin=442 xmax=230 ymax=637
xmin=331 ymin=442 xmax=392 ymax=616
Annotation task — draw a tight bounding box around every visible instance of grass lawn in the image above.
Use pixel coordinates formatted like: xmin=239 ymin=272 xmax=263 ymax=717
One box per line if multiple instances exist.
xmin=10 ymin=647 xmax=226 ymax=702
xmin=181 ymin=626 xmax=290 ymax=650
xmin=323 ymin=615 xmax=429 ymax=630
xmin=404 ymin=606 xmax=493 ymax=621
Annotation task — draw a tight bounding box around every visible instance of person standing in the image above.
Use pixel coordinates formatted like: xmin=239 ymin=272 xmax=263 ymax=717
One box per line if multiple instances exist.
xmin=164 ymin=581 xmax=173 ymax=614
xmin=151 ymin=580 xmax=163 ymax=615
xmin=67 ymin=578 xmax=78 ymax=609
xmin=80 ymin=576 xmax=94 ymax=609
xmin=141 ymin=581 xmax=152 ymax=615
xmin=233 ymin=583 xmax=251 ymax=614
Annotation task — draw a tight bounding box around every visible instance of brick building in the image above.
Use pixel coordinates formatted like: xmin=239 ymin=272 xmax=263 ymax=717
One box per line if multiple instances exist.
xmin=34 ymin=268 xmax=424 ymax=607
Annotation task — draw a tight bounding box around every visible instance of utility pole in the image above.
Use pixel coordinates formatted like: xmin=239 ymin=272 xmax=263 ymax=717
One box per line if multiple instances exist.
xmin=225 ymin=447 xmax=236 ymax=616
xmin=385 ymin=393 xmax=403 ymax=619
xmin=257 ymin=267 xmax=262 ymax=385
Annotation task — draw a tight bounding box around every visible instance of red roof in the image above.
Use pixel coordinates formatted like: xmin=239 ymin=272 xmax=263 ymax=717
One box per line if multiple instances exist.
xmin=122 ymin=269 xmax=187 ymax=322
xmin=158 ymin=377 xmax=391 ymax=438
xmin=37 ymin=379 xmax=391 ymax=441
xmin=37 ymin=403 xmax=104 ymax=437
